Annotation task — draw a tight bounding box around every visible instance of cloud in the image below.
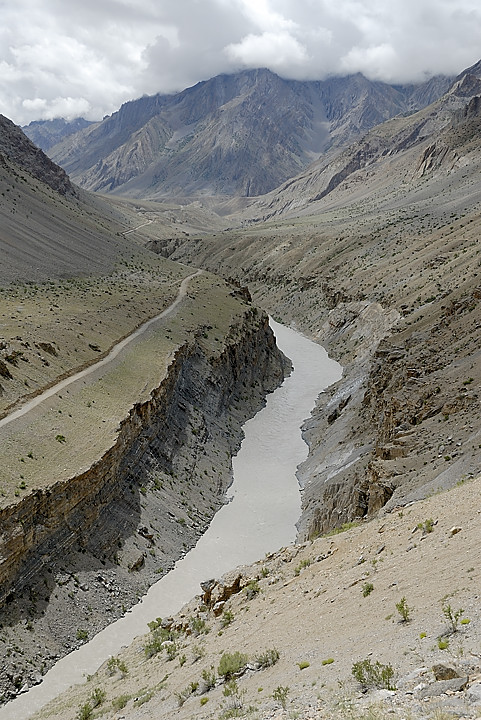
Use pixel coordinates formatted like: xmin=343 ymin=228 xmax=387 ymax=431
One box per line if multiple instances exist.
xmin=226 ymin=31 xmax=308 ymax=72
xmin=1 ymin=0 xmax=481 ymax=125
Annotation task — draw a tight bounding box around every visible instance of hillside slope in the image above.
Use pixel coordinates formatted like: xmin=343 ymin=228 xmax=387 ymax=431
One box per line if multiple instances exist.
xmin=30 ymin=472 xmax=481 ymax=720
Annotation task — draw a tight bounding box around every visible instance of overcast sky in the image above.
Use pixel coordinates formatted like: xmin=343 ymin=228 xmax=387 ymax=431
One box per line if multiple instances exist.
xmin=2 ymin=0 xmax=481 ymax=126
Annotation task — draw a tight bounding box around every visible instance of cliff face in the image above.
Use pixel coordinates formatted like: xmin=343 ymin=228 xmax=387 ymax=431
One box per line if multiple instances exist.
xmin=0 ymin=308 xmax=287 ymax=700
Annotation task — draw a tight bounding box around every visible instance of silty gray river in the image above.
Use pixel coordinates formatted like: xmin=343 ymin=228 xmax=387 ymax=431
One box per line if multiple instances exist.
xmin=0 ymin=320 xmax=342 ymax=719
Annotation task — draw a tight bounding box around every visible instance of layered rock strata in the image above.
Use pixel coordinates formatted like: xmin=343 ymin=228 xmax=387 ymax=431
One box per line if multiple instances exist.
xmin=0 ymin=308 xmax=287 ymax=700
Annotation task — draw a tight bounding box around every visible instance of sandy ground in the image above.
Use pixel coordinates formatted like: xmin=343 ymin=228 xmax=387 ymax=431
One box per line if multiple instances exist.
xmin=24 ymin=470 xmax=481 ymax=720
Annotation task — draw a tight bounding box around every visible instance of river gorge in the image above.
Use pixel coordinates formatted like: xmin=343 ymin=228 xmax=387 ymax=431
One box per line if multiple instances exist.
xmin=0 ymin=320 xmax=341 ymax=719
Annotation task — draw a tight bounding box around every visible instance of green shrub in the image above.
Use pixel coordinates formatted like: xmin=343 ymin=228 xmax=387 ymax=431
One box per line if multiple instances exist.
xmin=90 ymin=688 xmax=106 ymax=708
xmin=76 ymin=628 xmax=88 ymax=641
xmin=223 ymin=679 xmax=246 ymax=711
xmin=255 ymin=647 xmax=279 ymax=668
xmin=201 ymin=667 xmax=217 ymax=691
xmin=147 ymin=617 xmax=163 ymax=631
xmin=396 ymin=597 xmax=412 ymax=623
xmin=221 ymin=609 xmax=235 ymax=628
xmin=77 ymin=703 xmax=93 ymax=720
xmin=144 ymin=632 xmax=163 ymax=658
xmin=442 ymin=603 xmax=464 ymax=633
xmin=107 ymin=656 xmax=128 ymax=677
xmin=144 ymin=626 xmax=178 ymax=658
xmin=417 ymin=518 xmax=435 ymax=534
xmin=243 ymin=580 xmax=260 ymax=600
xmin=294 ymin=558 xmax=311 ymax=576
xmin=297 ymin=661 xmax=310 ymax=670
xmin=272 ymin=685 xmax=289 ymax=709
xmin=190 ymin=616 xmax=209 ymax=635
xmin=111 ymin=694 xmax=130 ymax=711
xmin=351 ymin=658 xmax=396 ymax=691
xmin=218 ymin=651 xmax=249 ymax=679
xmin=362 ymin=582 xmax=374 ymax=597
xmin=165 ymin=641 xmax=177 ymax=660
xmin=322 ymin=658 xmax=335 ymax=665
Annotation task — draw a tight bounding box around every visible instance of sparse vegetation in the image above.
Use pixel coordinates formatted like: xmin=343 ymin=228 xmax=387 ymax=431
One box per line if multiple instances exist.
xmin=396 ymin=596 xmax=412 ymax=623
xmin=362 ymin=582 xmax=374 ymax=597
xmin=243 ymin=579 xmax=260 ymax=599
xmin=417 ymin=518 xmax=435 ymax=534
xmin=325 ymin=521 xmax=360 ymax=536
xmin=218 ymin=651 xmax=249 ymax=679
xmin=442 ymin=603 xmax=464 ymax=633
xmin=221 ymin=609 xmax=235 ymax=627
xmin=352 ymin=658 xmax=396 ymax=691
xmin=201 ymin=667 xmax=217 ymax=691
xmin=106 ymin=656 xmax=128 ymax=676
xmin=222 ymin=678 xmax=246 ymax=711
xmin=77 ymin=702 xmax=93 ymax=720
xmin=255 ymin=647 xmax=280 ymax=668
xmin=111 ymin=694 xmax=130 ymax=711
xmin=189 ymin=615 xmax=209 ymax=635
xmin=272 ymin=685 xmax=289 ymax=709
xmin=294 ymin=558 xmax=311 ymax=576
xmin=89 ymin=688 xmax=106 ymax=708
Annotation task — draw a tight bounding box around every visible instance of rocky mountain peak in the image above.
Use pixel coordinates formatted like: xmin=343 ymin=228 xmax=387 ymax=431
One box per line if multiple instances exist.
xmin=0 ymin=114 xmax=75 ymax=196
xmin=40 ymin=68 xmax=456 ymax=199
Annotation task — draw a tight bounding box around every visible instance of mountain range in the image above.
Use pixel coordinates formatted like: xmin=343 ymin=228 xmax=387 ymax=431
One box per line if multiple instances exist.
xmin=4 ymin=55 xmax=481 ymax=719
xmin=23 ymin=68 xmax=454 ymax=199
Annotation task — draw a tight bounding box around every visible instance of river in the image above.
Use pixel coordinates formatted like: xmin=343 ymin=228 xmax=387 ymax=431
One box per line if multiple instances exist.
xmin=0 ymin=320 xmax=342 ymax=719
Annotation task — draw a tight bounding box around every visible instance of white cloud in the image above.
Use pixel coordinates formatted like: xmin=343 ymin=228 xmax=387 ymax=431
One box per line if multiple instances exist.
xmin=1 ymin=0 xmax=481 ymax=125
xmin=226 ymin=31 xmax=308 ymax=71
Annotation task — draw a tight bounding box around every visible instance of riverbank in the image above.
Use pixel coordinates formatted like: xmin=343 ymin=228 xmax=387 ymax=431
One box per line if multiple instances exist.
xmin=0 ymin=274 xmax=287 ymax=704
xmin=26 ymin=470 xmax=481 ymax=720
xmin=0 ymin=321 xmax=341 ymax=718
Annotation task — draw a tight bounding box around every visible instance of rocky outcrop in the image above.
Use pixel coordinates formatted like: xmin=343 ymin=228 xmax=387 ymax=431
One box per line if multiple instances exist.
xmin=0 ymin=114 xmax=75 ymax=196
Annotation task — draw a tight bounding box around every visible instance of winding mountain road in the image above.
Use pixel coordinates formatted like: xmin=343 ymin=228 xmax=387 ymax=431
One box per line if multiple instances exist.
xmin=0 ymin=269 xmax=202 ymax=431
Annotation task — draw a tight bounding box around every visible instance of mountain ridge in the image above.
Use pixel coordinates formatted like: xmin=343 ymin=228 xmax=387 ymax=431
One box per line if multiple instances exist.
xmin=24 ymin=68 xmax=454 ymax=199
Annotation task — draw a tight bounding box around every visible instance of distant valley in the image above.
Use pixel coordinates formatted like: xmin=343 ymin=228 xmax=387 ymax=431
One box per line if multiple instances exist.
xmin=2 ymin=57 xmax=481 ymax=719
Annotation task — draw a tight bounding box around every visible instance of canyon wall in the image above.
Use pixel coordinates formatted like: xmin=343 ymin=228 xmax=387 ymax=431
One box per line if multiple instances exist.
xmin=0 ymin=308 xmax=287 ymax=699
xmin=0 ymin=309 xmax=286 ymax=605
